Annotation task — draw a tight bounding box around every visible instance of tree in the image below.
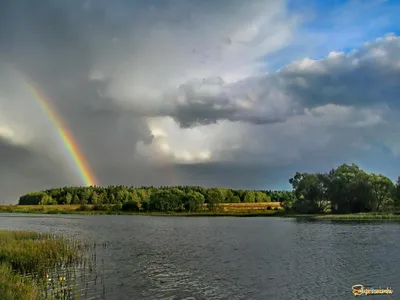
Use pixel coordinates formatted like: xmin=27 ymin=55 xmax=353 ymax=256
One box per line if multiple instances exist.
xmin=64 ymin=193 xmax=72 ymax=205
xmin=183 ymin=191 xmax=205 ymax=212
xmin=122 ymin=200 xmax=139 ymax=212
xmin=231 ymin=195 xmax=241 ymax=203
xmin=289 ymin=172 xmax=329 ymax=213
xmin=149 ymin=189 xmax=184 ymax=212
xmin=39 ymin=195 xmax=57 ymax=205
xmin=243 ymin=191 xmax=255 ymax=203
xmin=224 ymin=190 xmax=235 ymax=203
xmin=327 ymin=164 xmax=373 ymax=213
xmin=369 ymin=173 xmax=395 ymax=212
xmin=205 ymin=188 xmax=225 ymax=210
xmin=254 ymin=191 xmax=270 ymax=203
xmin=393 ymin=177 xmax=400 ymax=214
xmin=90 ymin=192 xmax=99 ymax=205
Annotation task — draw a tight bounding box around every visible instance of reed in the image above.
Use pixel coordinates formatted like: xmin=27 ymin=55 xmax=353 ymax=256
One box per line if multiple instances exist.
xmin=0 ymin=230 xmax=93 ymax=300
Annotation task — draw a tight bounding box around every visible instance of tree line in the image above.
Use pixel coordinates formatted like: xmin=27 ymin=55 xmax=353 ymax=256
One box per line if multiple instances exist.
xmin=286 ymin=163 xmax=400 ymax=214
xmin=19 ymin=163 xmax=400 ymax=214
xmin=19 ymin=185 xmax=294 ymax=212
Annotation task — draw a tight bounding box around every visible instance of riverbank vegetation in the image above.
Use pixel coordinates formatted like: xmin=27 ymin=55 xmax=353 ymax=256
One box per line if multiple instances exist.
xmin=0 ymin=230 xmax=90 ymax=300
xmin=10 ymin=163 xmax=400 ymax=219
xmin=0 ymin=203 xmax=283 ymax=216
xmin=18 ymin=185 xmax=288 ymax=214
xmin=286 ymin=163 xmax=400 ymax=215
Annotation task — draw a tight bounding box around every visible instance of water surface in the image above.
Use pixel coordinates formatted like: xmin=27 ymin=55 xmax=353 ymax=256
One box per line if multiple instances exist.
xmin=0 ymin=214 xmax=399 ymax=299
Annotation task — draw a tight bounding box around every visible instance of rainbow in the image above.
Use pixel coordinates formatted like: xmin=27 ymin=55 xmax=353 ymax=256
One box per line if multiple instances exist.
xmin=20 ymin=74 xmax=97 ymax=187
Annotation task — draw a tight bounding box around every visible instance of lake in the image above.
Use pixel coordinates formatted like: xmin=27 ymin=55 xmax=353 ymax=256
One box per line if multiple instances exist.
xmin=0 ymin=214 xmax=399 ymax=299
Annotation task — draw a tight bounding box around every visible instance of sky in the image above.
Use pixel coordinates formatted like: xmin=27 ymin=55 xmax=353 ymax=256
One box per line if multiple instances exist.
xmin=1 ymin=0 xmax=400 ymax=203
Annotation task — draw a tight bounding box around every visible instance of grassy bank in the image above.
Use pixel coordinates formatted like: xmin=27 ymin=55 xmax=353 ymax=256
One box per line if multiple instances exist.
xmin=0 ymin=230 xmax=89 ymax=300
xmin=0 ymin=203 xmax=283 ymax=216
xmin=2 ymin=205 xmax=398 ymax=220
xmin=311 ymin=213 xmax=400 ymax=220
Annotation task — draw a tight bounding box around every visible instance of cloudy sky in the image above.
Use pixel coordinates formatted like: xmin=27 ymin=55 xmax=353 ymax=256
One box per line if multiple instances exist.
xmin=1 ymin=0 xmax=400 ymax=203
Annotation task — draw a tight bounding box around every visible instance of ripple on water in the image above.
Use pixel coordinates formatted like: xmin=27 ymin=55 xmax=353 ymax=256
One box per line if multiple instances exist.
xmin=1 ymin=215 xmax=399 ymax=300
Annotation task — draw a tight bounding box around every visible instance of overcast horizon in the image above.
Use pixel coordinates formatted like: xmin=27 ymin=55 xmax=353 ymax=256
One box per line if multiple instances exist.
xmin=1 ymin=0 xmax=400 ymax=203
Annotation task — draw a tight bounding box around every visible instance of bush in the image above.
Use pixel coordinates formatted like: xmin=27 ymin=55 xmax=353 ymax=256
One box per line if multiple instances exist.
xmin=112 ymin=203 xmax=123 ymax=211
xmin=122 ymin=201 xmax=139 ymax=212
xmin=77 ymin=204 xmax=91 ymax=211
xmin=141 ymin=200 xmax=150 ymax=212
xmin=93 ymin=204 xmax=107 ymax=211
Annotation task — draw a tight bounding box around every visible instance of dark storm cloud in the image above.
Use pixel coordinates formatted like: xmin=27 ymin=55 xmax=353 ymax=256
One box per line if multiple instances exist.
xmin=0 ymin=0 xmax=155 ymax=202
xmin=0 ymin=0 xmax=399 ymax=204
xmin=0 ymin=137 xmax=74 ymax=202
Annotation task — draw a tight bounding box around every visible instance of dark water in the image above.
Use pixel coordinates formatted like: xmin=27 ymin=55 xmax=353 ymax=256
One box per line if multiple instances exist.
xmin=0 ymin=214 xmax=399 ymax=300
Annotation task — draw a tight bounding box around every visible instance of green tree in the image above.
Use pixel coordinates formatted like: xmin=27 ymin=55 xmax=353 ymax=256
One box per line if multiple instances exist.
xmin=39 ymin=195 xmax=57 ymax=205
xmin=149 ymin=189 xmax=184 ymax=211
xmin=73 ymin=194 xmax=83 ymax=205
xmin=183 ymin=191 xmax=205 ymax=212
xmin=64 ymin=193 xmax=72 ymax=205
xmin=289 ymin=172 xmax=329 ymax=213
xmin=243 ymin=191 xmax=255 ymax=203
xmin=224 ymin=190 xmax=235 ymax=203
xmin=254 ymin=191 xmax=270 ymax=202
xmin=231 ymin=195 xmax=241 ymax=203
xmin=205 ymin=188 xmax=225 ymax=210
xmin=369 ymin=173 xmax=395 ymax=212
xmin=122 ymin=200 xmax=139 ymax=212
xmin=393 ymin=177 xmax=400 ymax=213
xmin=326 ymin=164 xmax=373 ymax=213
xmin=90 ymin=192 xmax=99 ymax=205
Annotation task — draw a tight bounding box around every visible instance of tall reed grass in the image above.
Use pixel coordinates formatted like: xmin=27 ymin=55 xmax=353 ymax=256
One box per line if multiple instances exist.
xmin=0 ymin=230 xmax=93 ymax=300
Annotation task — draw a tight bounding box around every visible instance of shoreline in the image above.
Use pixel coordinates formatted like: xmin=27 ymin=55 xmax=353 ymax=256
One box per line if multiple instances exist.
xmin=0 ymin=209 xmax=282 ymax=217
xmin=1 ymin=206 xmax=400 ymax=220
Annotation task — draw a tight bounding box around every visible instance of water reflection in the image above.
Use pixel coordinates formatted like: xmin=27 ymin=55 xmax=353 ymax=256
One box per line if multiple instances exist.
xmin=0 ymin=214 xmax=399 ymax=300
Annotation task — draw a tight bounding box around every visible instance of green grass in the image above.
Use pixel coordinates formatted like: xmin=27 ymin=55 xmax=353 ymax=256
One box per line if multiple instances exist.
xmin=0 ymin=263 xmax=40 ymax=300
xmin=312 ymin=213 xmax=400 ymax=220
xmin=0 ymin=230 xmax=90 ymax=300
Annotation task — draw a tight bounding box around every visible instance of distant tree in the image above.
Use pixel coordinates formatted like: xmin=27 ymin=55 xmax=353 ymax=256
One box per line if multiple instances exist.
xmin=90 ymin=192 xmax=98 ymax=205
xmin=122 ymin=200 xmax=139 ymax=212
xmin=254 ymin=191 xmax=270 ymax=203
xmin=64 ymin=193 xmax=72 ymax=205
xmin=205 ymin=188 xmax=225 ymax=210
xmin=224 ymin=190 xmax=235 ymax=203
xmin=183 ymin=191 xmax=205 ymax=212
xmin=243 ymin=191 xmax=255 ymax=203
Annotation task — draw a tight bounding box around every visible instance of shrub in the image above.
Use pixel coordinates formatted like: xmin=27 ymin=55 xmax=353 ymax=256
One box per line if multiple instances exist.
xmin=122 ymin=200 xmax=139 ymax=212
xmin=93 ymin=204 xmax=107 ymax=211
xmin=77 ymin=204 xmax=91 ymax=211
xmin=141 ymin=200 xmax=150 ymax=212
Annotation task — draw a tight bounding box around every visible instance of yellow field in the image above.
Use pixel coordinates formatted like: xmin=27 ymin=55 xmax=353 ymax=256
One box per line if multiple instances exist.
xmin=203 ymin=202 xmax=282 ymax=212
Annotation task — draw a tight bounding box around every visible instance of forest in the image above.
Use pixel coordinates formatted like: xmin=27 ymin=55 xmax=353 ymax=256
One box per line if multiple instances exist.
xmin=18 ymin=163 xmax=400 ymax=214
xmin=18 ymin=184 xmax=293 ymax=212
